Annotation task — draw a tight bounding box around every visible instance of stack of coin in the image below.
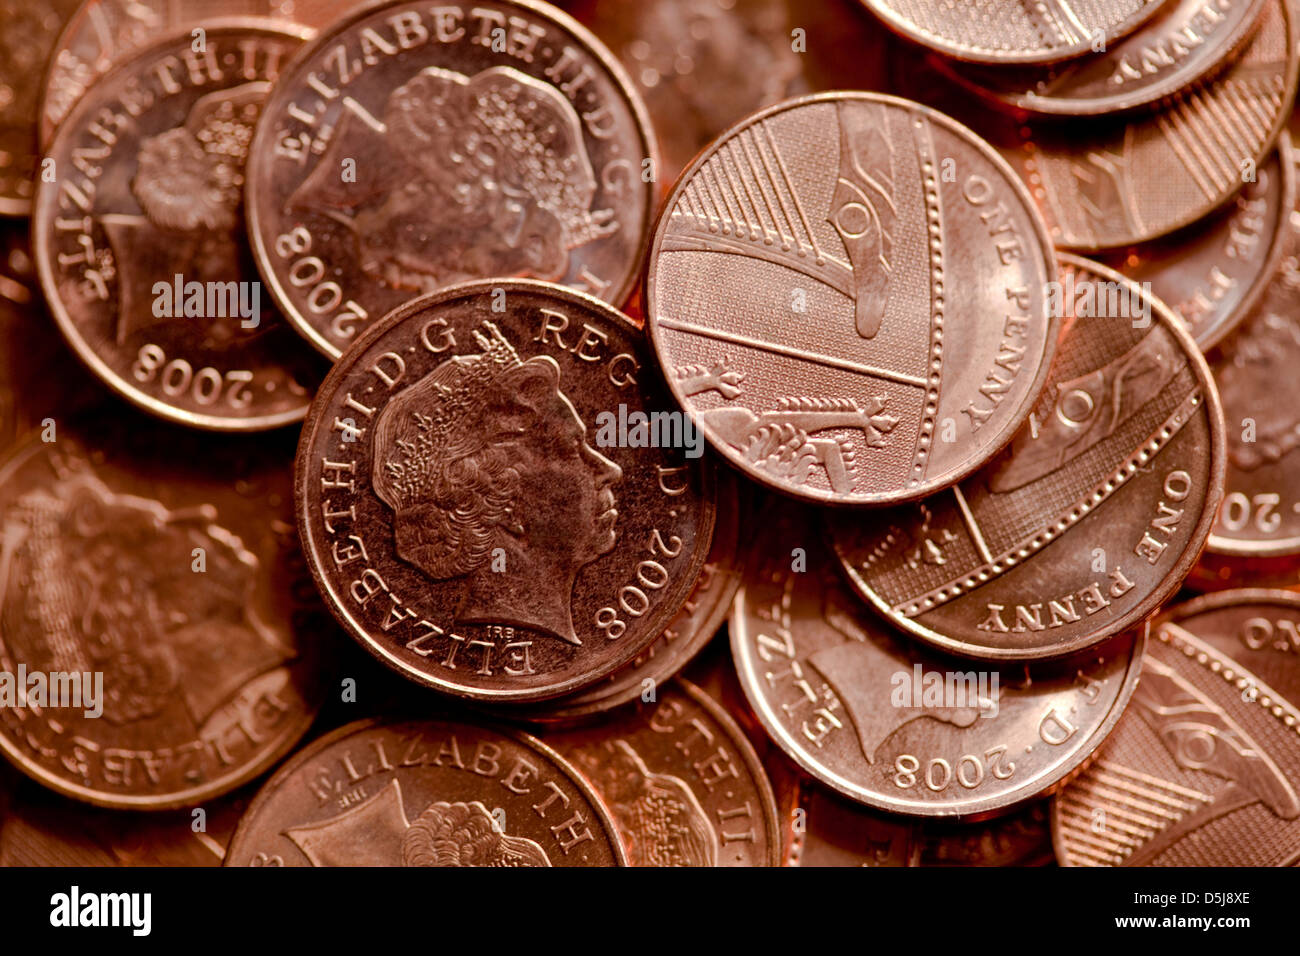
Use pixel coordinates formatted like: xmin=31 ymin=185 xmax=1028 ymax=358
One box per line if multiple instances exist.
xmin=0 ymin=0 xmax=1297 ymax=869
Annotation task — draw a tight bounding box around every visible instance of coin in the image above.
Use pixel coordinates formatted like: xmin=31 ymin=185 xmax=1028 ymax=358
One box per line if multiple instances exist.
xmin=731 ymin=503 xmax=1144 ymax=816
xmin=225 ymin=717 xmax=626 ymax=866
xmin=645 ymin=92 xmax=1059 ymax=506
xmin=38 ymin=0 xmax=372 ymax=147
xmin=861 ymin=0 xmax=1168 ymax=66
xmin=1053 ymin=589 xmax=1300 ymax=866
xmin=1098 ymin=137 xmax=1294 ymax=351
xmin=510 ymin=472 xmax=742 ymax=721
xmin=830 ymin=255 xmax=1226 ymax=661
xmin=540 ymin=679 xmax=780 ymax=865
xmin=31 ymin=24 xmax=329 ymax=431
xmin=987 ymin=0 xmax=1298 ymax=250
xmin=295 ymin=280 xmax=715 ymax=702
xmin=0 ymin=413 xmax=330 ymax=809
xmin=1205 ymin=189 xmax=1300 ymax=556
xmin=0 ymin=0 xmax=81 ymax=216
xmin=939 ymin=0 xmax=1268 ymax=116
xmin=245 ymin=0 xmax=657 ymax=359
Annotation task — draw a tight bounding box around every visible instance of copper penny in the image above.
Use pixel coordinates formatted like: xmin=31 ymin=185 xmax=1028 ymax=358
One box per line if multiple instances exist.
xmin=645 ymin=92 xmax=1059 ymax=506
xmin=245 ymin=0 xmax=656 ymax=359
xmin=225 ymin=717 xmax=626 ymax=866
xmin=31 ymin=23 xmax=329 ymax=431
xmin=510 ymin=472 xmax=742 ymax=721
xmin=0 ymin=412 xmax=329 ymax=809
xmin=1205 ymin=184 xmax=1300 ymax=556
xmin=0 ymin=0 xmax=81 ymax=216
xmin=540 ymin=678 xmax=780 ymax=866
xmin=862 ymin=0 xmax=1168 ymax=66
xmin=295 ymin=280 xmax=715 ymax=702
xmin=1098 ymin=137 xmax=1294 ymax=351
xmin=38 ymin=0 xmax=372 ymax=147
xmin=731 ymin=504 xmax=1144 ymax=816
xmin=940 ymin=0 xmax=1268 ymax=116
xmin=1054 ymin=589 xmax=1300 ymax=866
xmin=830 ymin=255 xmax=1226 ymax=661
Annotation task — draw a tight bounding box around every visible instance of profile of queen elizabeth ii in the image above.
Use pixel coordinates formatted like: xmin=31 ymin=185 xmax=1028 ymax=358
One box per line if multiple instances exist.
xmin=371 ymin=322 xmax=622 ymax=646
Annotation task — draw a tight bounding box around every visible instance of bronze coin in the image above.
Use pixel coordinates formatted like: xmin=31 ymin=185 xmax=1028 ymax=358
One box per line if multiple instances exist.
xmin=830 ymin=255 xmax=1226 ymax=661
xmin=31 ymin=23 xmax=329 ymax=431
xmin=731 ymin=503 xmax=1144 ymax=816
xmin=0 ymin=0 xmax=81 ymax=216
xmin=295 ymin=280 xmax=715 ymax=702
xmin=38 ymin=0 xmax=372 ymax=147
xmin=245 ymin=0 xmax=657 ymax=359
xmin=862 ymin=0 xmax=1169 ymax=66
xmin=1205 ymin=183 xmax=1300 ymax=556
xmin=540 ymin=678 xmax=781 ymax=865
xmin=510 ymin=471 xmax=742 ymax=721
xmin=991 ymin=0 xmax=1297 ymax=250
xmin=1099 ymin=137 xmax=1294 ymax=351
xmin=645 ymin=92 xmax=1059 ymax=506
xmin=1054 ymin=589 xmax=1300 ymax=866
xmin=0 ymin=414 xmax=330 ymax=809
xmin=940 ymin=0 xmax=1268 ymax=116
xmin=225 ymin=717 xmax=626 ymax=866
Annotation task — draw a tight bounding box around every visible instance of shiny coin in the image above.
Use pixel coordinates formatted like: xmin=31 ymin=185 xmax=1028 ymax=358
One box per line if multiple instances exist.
xmin=0 ymin=413 xmax=330 ymax=809
xmin=646 ymin=92 xmax=1059 ymax=506
xmin=731 ymin=504 xmax=1144 ymax=816
xmin=1205 ymin=192 xmax=1300 ymax=556
xmin=540 ymin=678 xmax=780 ymax=865
xmin=940 ymin=0 xmax=1267 ymax=116
xmin=225 ymin=717 xmax=626 ymax=866
xmin=246 ymin=0 xmax=657 ymax=359
xmin=32 ymin=24 xmax=328 ymax=431
xmin=830 ymin=255 xmax=1225 ymax=660
xmin=0 ymin=0 xmax=81 ymax=216
xmin=295 ymin=280 xmax=715 ymax=702
xmin=862 ymin=0 xmax=1168 ymax=66
xmin=1099 ymin=137 xmax=1294 ymax=351
xmin=1054 ymin=589 xmax=1300 ymax=866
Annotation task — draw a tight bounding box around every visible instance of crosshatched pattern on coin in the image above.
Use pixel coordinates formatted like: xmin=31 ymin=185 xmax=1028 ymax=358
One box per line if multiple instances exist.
xmin=647 ymin=93 xmax=1058 ymax=506
xmin=863 ymin=0 xmax=1167 ymax=65
xmin=730 ymin=504 xmax=1143 ymax=815
xmin=831 ymin=255 xmax=1225 ymax=660
xmin=1054 ymin=591 xmax=1300 ymax=866
xmin=246 ymin=0 xmax=656 ymax=359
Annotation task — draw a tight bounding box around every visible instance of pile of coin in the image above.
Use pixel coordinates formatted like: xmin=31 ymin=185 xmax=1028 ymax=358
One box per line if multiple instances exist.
xmin=0 ymin=0 xmax=1297 ymax=868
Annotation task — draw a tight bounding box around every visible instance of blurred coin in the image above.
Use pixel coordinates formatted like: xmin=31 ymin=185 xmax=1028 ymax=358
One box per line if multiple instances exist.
xmin=540 ymin=678 xmax=780 ymax=865
xmin=646 ymin=92 xmax=1059 ymax=506
xmin=1054 ymin=589 xmax=1300 ymax=865
xmin=295 ymin=280 xmax=715 ymax=702
xmin=830 ymin=255 xmax=1225 ymax=660
xmin=0 ymin=415 xmax=330 ymax=809
xmin=0 ymin=0 xmax=81 ymax=216
xmin=941 ymin=0 xmax=1267 ymax=116
xmin=731 ymin=503 xmax=1144 ymax=816
xmin=39 ymin=0 xmax=371 ymax=147
xmin=225 ymin=717 xmax=625 ymax=866
xmin=1205 ymin=185 xmax=1300 ymax=556
xmin=246 ymin=0 xmax=657 ymax=359
xmin=32 ymin=24 xmax=328 ymax=430
xmin=1099 ymin=137 xmax=1293 ymax=350
xmin=862 ymin=0 xmax=1168 ymax=65
xmin=510 ymin=473 xmax=742 ymax=721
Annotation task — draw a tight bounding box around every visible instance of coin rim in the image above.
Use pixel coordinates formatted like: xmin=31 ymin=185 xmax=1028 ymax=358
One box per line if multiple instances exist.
xmin=644 ymin=90 xmax=1061 ymax=507
xmin=30 ymin=20 xmax=318 ymax=432
xmin=224 ymin=715 xmax=629 ymax=865
xmin=294 ymin=277 xmax=716 ymax=702
xmin=829 ymin=253 xmax=1228 ymax=660
xmin=244 ymin=0 xmax=660 ymax=360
